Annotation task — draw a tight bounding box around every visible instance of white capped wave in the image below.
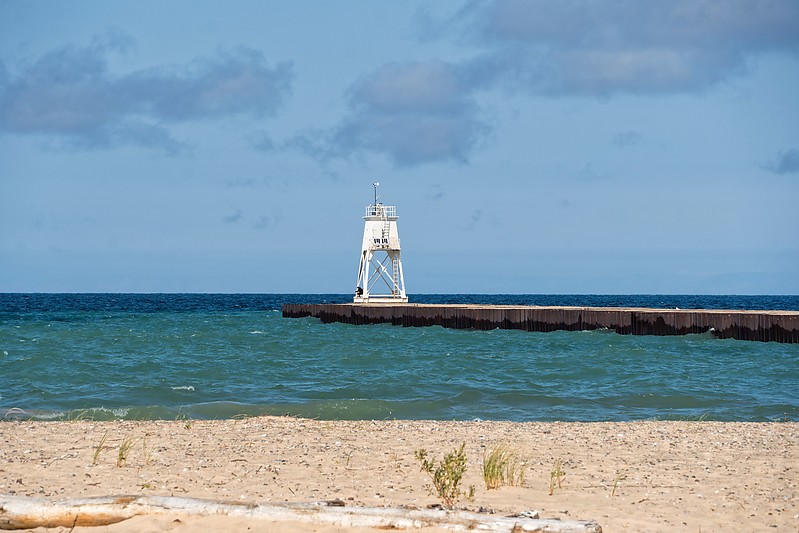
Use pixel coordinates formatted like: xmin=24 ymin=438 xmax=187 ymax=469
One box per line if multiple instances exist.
xmin=172 ymin=385 xmax=195 ymax=391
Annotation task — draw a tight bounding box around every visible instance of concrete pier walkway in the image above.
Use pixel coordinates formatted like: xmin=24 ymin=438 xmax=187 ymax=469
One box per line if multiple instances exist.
xmin=282 ymin=303 xmax=799 ymax=343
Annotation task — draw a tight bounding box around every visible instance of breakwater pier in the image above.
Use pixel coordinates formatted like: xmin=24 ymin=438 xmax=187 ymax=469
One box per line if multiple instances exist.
xmin=283 ymin=303 xmax=799 ymax=343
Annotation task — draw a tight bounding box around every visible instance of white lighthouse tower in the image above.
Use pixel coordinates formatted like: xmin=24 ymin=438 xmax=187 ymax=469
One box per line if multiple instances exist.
xmin=354 ymin=183 xmax=408 ymax=303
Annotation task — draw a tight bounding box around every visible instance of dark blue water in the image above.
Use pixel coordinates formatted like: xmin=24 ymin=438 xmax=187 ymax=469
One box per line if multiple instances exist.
xmin=2 ymin=294 xmax=797 ymax=422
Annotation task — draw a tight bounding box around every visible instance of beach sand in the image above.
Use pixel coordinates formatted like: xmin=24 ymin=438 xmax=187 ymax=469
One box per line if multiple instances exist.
xmin=1 ymin=417 xmax=797 ymax=532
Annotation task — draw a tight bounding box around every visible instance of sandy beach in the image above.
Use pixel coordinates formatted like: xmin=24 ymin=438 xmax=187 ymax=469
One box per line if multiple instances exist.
xmin=1 ymin=417 xmax=796 ymax=532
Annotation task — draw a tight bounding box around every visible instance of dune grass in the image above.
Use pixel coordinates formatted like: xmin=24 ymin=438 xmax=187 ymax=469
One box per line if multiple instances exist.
xmin=116 ymin=437 xmax=135 ymax=468
xmin=92 ymin=431 xmax=109 ymax=465
xmin=549 ymin=457 xmax=566 ymax=495
xmin=482 ymin=443 xmax=526 ymax=489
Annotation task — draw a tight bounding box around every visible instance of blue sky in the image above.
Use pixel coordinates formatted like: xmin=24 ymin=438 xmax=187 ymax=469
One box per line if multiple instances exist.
xmin=1 ymin=0 xmax=798 ymax=294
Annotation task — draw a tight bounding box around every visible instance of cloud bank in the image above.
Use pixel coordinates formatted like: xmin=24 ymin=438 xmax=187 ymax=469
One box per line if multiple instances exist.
xmin=323 ymin=0 xmax=799 ymax=166
xmin=4 ymin=3 xmax=798 ymax=166
xmin=0 ymin=30 xmax=294 ymax=153
xmin=457 ymin=0 xmax=799 ymax=96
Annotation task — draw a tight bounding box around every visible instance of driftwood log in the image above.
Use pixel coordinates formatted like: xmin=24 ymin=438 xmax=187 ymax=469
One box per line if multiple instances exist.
xmin=0 ymin=494 xmax=602 ymax=532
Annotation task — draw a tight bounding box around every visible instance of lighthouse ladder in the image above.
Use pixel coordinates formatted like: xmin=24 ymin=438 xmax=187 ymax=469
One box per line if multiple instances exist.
xmin=382 ymin=220 xmax=391 ymax=247
xmin=392 ymin=257 xmax=400 ymax=294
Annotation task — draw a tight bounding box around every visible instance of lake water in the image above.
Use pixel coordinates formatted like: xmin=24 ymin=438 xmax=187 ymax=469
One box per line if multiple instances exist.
xmin=2 ymin=293 xmax=797 ymax=422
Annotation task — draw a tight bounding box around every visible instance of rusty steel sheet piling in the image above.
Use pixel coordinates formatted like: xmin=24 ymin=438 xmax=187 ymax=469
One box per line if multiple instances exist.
xmin=282 ymin=304 xmax=799 ymax=343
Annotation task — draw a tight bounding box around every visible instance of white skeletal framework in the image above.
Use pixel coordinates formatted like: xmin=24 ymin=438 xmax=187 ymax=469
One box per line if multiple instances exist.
xmin=354 ymin=183 xmax=407 ymax=303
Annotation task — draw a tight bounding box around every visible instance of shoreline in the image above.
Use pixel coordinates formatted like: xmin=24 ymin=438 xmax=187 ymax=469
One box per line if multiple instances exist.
xmin=1 ymin=418 xmax=797 ymax=531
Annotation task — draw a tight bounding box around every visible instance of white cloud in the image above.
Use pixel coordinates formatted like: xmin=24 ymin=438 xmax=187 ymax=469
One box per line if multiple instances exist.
xmin=223 ymin=209 xmax=244 ymax=224
xmin=764 ymin=148 xmax=799 ymax=175
xmin=324 ymin=61 xmax=489 ymax=166
xmin=612 ymin=130 xmax=642 ymax=148
xmin=456 ymin=0 xmax=799 ymax=96
xmin=0 ymin=32 xmax=294 ymax=153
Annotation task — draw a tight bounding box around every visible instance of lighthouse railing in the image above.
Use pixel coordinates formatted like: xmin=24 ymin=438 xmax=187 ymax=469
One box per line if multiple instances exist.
xmin=365 ymin=204 xmax=397 ymax=218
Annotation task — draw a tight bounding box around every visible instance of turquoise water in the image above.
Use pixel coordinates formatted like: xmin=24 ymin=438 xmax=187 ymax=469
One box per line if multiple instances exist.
xmin=2 ymin=294 xmax=798 ymax=422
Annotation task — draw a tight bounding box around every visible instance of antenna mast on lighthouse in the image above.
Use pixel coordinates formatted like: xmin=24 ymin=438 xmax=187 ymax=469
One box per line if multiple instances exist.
xmin=354 ymin=183 xmax=408 ymax=303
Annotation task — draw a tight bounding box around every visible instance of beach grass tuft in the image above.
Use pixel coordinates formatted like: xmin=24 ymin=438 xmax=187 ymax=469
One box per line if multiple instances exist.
xmin=549 ymin=457 xmax=566 ymax=495
xmin=231 ymin=413 xmax=251 ymax=427
xmin=415 ymin=443 xmax=475 ymax=508
xmin=611 ymin=470 xmax=626 ymax=497
xmin=92 ymin=431 xmax=109 ymax=465
xmin=64 ymin=409 xmax=94 ymax=422
xmin=175 ymin=412 xmax=192 ymax=430
xmin=142 ymin=436 xmax=155 ymax=466
xmin=482 ymin=443 xmax=526 ymax=489
xmin=117 ymin=437 xmax=135 ymax=468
